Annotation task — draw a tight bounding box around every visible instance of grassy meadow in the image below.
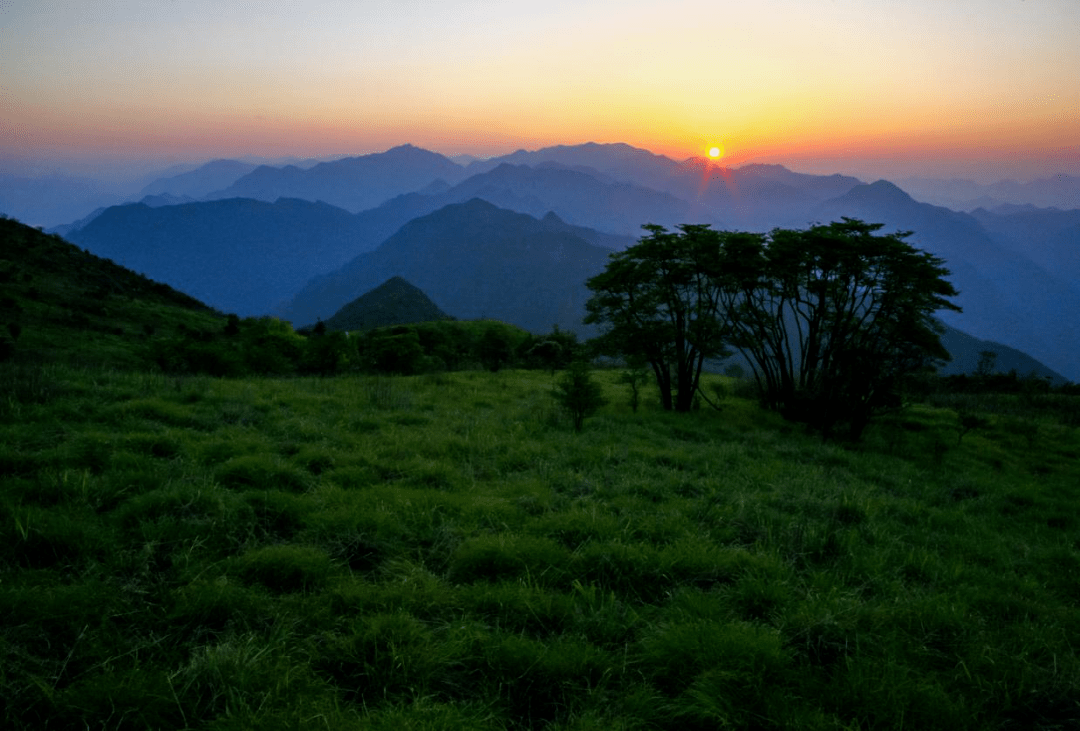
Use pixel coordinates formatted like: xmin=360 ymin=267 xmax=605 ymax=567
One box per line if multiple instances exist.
xmin=2 ymin=362 xmax=1078 ymax=729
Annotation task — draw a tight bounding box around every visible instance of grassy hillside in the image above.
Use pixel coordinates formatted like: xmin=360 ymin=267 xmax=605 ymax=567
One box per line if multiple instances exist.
xmin=0 ymin=216 xmax=222 ymax=369
xmin=2 ymin=363 xmax=1077 ymax=729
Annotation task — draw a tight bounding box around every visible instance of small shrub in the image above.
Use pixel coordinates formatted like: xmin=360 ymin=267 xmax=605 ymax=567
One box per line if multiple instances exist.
xmin=554 ymin=361 xmax=608 ymax=432
xmin=618 ymin=366 xmax=651 ymax=413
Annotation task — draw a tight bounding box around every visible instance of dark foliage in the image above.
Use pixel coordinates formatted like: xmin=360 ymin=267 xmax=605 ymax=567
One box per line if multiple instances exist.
xmin=585 ymin=224 xmax=731 ymax=412
xmin=721 ymin=219 xmax=960 ymax=438
xmin=554 ymin=360 xmax=609 ymax=432
xmin=586 ymin=218 xmax=960 ymax=437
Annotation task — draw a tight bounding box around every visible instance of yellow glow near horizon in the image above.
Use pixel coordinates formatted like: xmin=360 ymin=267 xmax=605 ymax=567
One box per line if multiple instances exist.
xmin=2 ymin=1 xmax=1079 ymax=181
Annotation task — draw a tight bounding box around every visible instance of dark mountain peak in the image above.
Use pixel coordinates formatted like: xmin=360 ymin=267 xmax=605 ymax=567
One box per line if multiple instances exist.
xmin=278 ymin=198 xmax=617 ymax=332
xmin=541 ymin=211 xmax=566 ymax=225
xmin=323 ymin=276 xmax=452 ymax=331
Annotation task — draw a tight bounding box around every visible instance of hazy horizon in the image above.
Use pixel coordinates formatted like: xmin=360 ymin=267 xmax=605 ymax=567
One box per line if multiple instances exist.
xmin=3 ymin=0 xmax=1079 ymax=186
xmin=3 ymin=141 xmax=1078 ymax=190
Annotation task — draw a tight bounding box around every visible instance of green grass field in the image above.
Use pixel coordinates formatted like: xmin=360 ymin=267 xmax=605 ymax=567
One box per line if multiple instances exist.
xmin=2 ymin=363 xmax=1078 ymax=729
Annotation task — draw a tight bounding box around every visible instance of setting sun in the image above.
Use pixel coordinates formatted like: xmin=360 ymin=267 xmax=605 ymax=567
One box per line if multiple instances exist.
xmin=708 ymin=146 xmax=723 ymax=159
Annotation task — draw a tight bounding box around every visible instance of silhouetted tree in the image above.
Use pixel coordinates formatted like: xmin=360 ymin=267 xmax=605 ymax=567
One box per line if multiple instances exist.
xmin=585 ymin=224 xmax=730 ymax=412
xmin=584 ymin=218 xmax=960 ymax=438
xmin=719 ymin=219 xmax=960 ymax=438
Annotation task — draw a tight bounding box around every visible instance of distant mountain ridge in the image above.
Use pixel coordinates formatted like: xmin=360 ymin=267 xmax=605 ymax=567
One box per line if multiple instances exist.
xmin=897 ymin=174 xmax=1080 ymax=211
xmin=205 ymin=144 xmax=469 ymax=212
xmin=815 ymin=180 xmax=1080 ymax=380
xmin=138 ymin=159 xmax=258 ymax=199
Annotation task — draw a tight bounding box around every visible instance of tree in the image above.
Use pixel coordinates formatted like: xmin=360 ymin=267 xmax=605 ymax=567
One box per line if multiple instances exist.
xmin=524 ymin=325 xmax=579 ymax=374
xmin=975 ymin=350 xmax=997 ymax=378
xmin=554 ymin=360 xmax=608 ymax=432
xmin=584 ymin=218 xmax=960 ymax=438
xmin=584 ymin=224 xmax=730 ymax=412
xmin=720 ymin=219 xmax=960 ymax=438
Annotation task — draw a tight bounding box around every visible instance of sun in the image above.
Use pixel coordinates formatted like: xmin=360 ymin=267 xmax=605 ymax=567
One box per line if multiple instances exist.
xmin=708 ymin=146 xmax=723 ymax=159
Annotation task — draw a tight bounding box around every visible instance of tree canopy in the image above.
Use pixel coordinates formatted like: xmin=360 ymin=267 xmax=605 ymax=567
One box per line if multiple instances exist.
xmin=584 ymin=224 xmax=731 ymax=412
xmin=585 ymin=218 xmax=960 ymax=436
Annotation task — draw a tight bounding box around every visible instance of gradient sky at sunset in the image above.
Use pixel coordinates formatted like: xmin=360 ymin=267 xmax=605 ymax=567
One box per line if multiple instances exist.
xmin=2 ymin=0 xmax=1078 ymax=182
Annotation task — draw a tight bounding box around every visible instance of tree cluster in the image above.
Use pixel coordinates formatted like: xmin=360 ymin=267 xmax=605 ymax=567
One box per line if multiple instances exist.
xmin=585 ymin=218 xmax=960 ymax=438
xmin=148 ymin=317 xmax=580 ymax=379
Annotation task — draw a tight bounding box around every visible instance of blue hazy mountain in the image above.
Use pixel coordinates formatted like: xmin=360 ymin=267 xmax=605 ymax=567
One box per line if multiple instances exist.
xmin=471 ymin=142 xmax=864 ymax=229
xmin=138 ymin=159 xmax=258 ymax=199
xmin=898 ymin=174 xmax=1080 ymax=211
xmin=0 ymin=173 xmax=130 ymax=228
xmin=970 ymin=206 xmax=1080 ymax=293
xmin=204 ymin=144 xmax=469 ymax=212
xmin=816 ymin=180 xmax=1080 ymax=380
xmin=276 ymin=199 xmax=616 ymax=332
xmin=67 ymin=198 xmax=370 ymax=317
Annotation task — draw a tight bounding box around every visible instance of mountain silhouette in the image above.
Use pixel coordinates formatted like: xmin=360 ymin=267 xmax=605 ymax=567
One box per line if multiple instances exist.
xmin=937 ymin=324 xmax=1064 ymax=383
xmin=323 ymin=276 xmax=452 ymax=332
xmin=971 ymin=207 xmax=1080 ymax=292
xmin=138 ymin=159 xmax=257 ymax=199
xmin=470 ymin=142 xmax=863 ymax=229
xmin=899 ymin=174 xmax=1080 ymax=211
xmin=817 ymin=181 xmax=1080 ymax=380
xmin=277 ymin=199 xmax=616 ymax=332
xmin=67 ymin=198 xmax=369 ymax=317
xmin=205 ymin=144 xmax=468 ymax=212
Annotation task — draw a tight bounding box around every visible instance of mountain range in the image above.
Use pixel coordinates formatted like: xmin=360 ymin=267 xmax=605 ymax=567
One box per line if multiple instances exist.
xmin=203 ymin=144 xmax=469 ymax=213
xmin=897 ymin=175 xmax=1080 ymax=212
xmin=47 ymin=141 xmax=1080 ymax=381
xmin=278 ymin=198 xmax=615 ymax=335
xmin=813 ymin=180 xmax=1080 ymax=380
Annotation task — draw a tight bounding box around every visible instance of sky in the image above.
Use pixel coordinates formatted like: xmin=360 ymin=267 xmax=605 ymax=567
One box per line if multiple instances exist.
xmin=2 ymin=0 xmax=1078 ymax=183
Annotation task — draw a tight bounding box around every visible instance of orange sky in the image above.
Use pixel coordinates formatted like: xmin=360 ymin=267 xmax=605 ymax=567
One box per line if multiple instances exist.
xmin=3 ymin=0 xmax=1078 ymax=182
